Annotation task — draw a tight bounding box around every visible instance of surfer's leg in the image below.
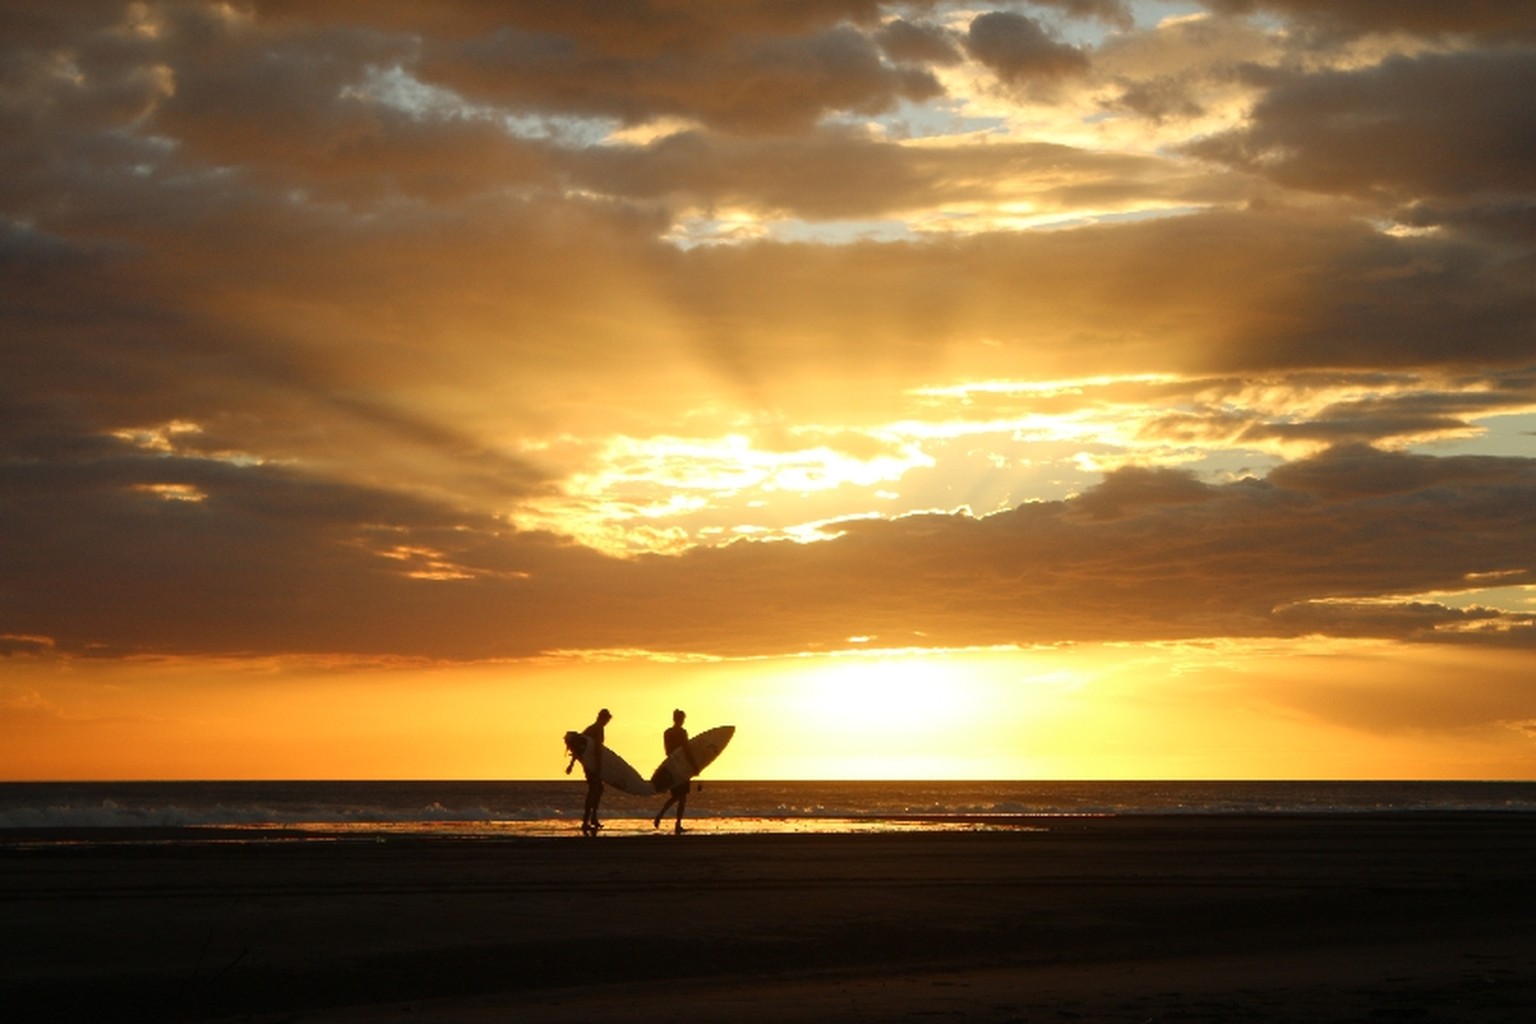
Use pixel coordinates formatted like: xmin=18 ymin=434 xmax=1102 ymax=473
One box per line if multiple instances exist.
xmin=584 ymin=779 xmax=603 ymax=829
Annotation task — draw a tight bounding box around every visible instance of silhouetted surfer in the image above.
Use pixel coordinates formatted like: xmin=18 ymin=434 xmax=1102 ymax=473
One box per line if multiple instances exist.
xmin=653 ymin=709 xmax=700 ymax=833
xmin=568 ymin=708 xmax=612 ymax=834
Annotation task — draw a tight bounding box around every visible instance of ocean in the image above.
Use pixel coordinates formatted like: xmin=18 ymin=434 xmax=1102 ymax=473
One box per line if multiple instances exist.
xmin=4 ymin=779 xmax=1535 ymax=845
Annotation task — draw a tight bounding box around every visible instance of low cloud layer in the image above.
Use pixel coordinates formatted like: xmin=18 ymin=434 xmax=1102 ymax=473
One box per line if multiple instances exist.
xmin=5 ymin=443 xmax=1532 ymax=659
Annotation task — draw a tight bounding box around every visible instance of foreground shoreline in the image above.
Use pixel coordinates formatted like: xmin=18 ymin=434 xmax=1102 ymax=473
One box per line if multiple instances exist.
xmin=5 ymin=814 xmax=1536 ymax=1022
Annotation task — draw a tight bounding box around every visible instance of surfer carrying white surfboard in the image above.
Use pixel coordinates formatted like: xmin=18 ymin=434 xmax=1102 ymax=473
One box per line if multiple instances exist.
xmin=570 ymin=708 xmax=612 ymax=834
xmin=653 ymin=709 xmax=700 ymax=833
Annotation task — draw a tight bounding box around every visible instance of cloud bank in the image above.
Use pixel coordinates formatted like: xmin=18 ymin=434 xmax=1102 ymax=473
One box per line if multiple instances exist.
xmin=3 ymin=1 xmax=1535 ymax=665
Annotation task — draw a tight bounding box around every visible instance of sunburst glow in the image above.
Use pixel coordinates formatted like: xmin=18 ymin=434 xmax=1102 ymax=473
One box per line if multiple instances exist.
xmin=5 ymin=2 xmax=1536 ymax=781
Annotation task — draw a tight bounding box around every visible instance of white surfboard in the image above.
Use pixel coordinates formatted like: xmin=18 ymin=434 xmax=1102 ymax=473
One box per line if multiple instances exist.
xmin=563 ymin=731 xmax=652 ymax=796
xmin=650 ymin=725 xmax=734 ymax=793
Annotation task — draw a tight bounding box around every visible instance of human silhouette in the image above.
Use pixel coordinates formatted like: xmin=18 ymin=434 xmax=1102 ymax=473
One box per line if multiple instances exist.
xmin=653 ymin=709 xmax=700 ymax=833
xmin=568 ymin=708 xmax=612 ymax=834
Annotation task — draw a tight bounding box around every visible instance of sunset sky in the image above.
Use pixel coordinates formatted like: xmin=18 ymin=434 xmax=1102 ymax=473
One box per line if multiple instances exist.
xmin=4 ymin=1 xmax=1536 ymax=781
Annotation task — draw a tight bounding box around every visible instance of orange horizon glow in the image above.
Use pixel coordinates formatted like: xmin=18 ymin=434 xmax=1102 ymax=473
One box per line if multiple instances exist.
xmin=5 ymin=640 xmax=1534 ymax=782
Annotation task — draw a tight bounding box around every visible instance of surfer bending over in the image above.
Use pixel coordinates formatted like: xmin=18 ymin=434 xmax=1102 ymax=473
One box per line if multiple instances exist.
xmin=654 ymin=709 xmax=700 ymax=833
xmin=574 ymin=708 xmax=612 ymax=834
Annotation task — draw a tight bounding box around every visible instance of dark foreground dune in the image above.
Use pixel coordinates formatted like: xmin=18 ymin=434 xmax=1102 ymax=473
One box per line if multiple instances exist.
xmin=5 ymin=815 xmax=1536 ymax=1022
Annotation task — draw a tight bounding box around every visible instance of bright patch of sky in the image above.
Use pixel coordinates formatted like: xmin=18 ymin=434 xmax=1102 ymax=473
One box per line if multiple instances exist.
xmin=830 ymin=98 xmax=1006 ymax=142
xmin=508 ymin=368 xmax=1536 ymax=556
xmin=1410 ymin=412 xmax=1536 ymax=460
xmin=1128 ymin=1 xmax=1211 ymax=30
xmin=1322 ymin=578 xmax=1536 ymax=618
xmin=661 ymin=211 xmax=776 ymax=248
xmin=511 ymin=372 xmax=1295 ymax=554
xmin=346 ymin=64 xmax=617 ymax=145
xmin=1433 ymin=585 xmax=1536 ymax=615
xmin=662 ymin=191 xmax=1206 ymax=249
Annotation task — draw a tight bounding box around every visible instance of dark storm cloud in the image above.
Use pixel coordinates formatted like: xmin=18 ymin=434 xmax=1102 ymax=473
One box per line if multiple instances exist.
xmin=0 ymin=219 xmax=107 ymax=276
xmin=1203 ymin=1 xmax=1536 ymax=42
xmin=0 ymin=635 xmax=54 ymax=657
xmin=1271 ymin=600 xmax=1503 ymax=640
xmin=1188 ymin=51 xmax=1536 ymax=218
xmin=873 ymin=18 xmax=962 ymax=66
xmin=0 ymin=2 xmax=127 ymax=51
xmin=0 ymin=2 xmax=946 ymax=221
xmin=0 ymin=440 xmax=586 ymax=659
xmin=964 ymin=11 xmax=1089 ymax=85
xmin=256 ymin=0 xmax=1132 ymax=46
xmin=875 ymin=2 xmax=1134 ymax=72
xmin=1111 ymin=75 xmax=1208 ymax=124
xmin=254 ymin=0 xmax=893 ymax=53
xmin=1265 ymin=443 xmax=1532 ymax=500
xmin=1065 ymin=465 xmax=1215 ymax=520
xmin=1400 ymin=198 xmax=1536 ymax=246
xmin=423 ymin=21 xmax=940 ymax=134
xmin=0 ymin=2 xmax=563 ymax=210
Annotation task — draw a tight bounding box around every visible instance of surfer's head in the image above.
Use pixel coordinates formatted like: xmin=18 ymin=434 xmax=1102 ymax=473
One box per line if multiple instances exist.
xmin=597 ymin=708 xmax=612 ymax=723
xmin=673 ymin=709 xmax=686 ymax=724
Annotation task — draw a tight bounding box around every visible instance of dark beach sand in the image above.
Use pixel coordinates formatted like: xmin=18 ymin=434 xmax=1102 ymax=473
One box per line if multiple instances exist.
xmin=5 ymin=814 xmax=1536 ymax=1022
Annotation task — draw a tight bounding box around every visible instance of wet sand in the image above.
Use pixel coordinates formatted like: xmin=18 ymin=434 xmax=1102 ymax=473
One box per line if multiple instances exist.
xmin=4 ymin=814 xmax=1536 ymax=1022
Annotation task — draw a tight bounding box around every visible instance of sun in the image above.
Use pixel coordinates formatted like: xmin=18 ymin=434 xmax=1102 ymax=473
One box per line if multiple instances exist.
xmin=782 ymin=649 xmax=985 ymax=735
